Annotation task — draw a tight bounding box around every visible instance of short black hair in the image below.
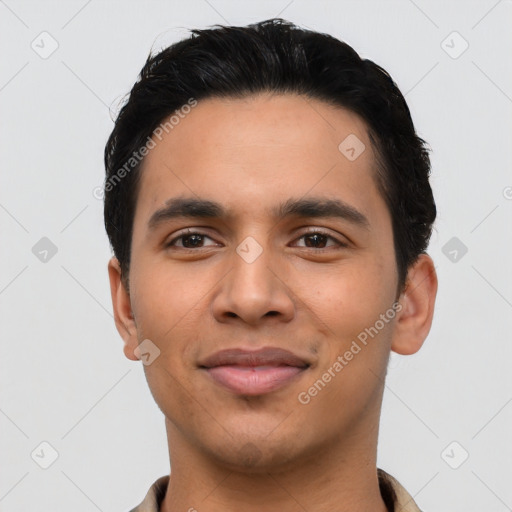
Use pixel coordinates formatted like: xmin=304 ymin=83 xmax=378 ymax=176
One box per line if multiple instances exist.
xmin=104 ymin=18 xmax=436 ymax=297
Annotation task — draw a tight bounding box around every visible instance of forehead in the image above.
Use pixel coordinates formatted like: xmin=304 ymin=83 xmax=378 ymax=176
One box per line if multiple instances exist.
xmin=133 ymin=93 xmax=388 ymax=231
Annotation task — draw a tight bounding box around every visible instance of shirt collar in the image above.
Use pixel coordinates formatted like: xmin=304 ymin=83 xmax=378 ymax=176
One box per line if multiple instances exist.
xmin=130 ymin=469 xmax=422 ymax=512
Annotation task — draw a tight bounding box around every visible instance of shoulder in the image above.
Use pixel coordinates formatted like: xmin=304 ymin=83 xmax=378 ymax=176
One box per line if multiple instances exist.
xmin=129 ymin=475 xmax=169 ymax=512
xmin=378 ymin=468 xmax=424 ymax=512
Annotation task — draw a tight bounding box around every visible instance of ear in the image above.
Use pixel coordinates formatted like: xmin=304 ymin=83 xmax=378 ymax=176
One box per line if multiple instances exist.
xmin=391 ymin=253 xmax=438 ymax=355
xmin=107 ymin=257 xmax=139 ymax=361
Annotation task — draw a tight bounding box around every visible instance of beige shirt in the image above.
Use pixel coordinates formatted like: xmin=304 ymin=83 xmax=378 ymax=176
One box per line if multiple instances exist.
xmin=129 ymin=468 xmax=422 ymax=512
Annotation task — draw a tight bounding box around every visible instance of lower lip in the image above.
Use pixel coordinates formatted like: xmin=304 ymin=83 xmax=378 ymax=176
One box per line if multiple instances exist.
xmin=203 ymin=365 xmax=307 ymax=395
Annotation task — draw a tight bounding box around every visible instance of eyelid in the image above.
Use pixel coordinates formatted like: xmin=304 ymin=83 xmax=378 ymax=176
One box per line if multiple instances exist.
xmin=165 ymin=227 xmax=349 ymax=249
xmin=291 ymin=227 xmax=349 ymax=248
xmin=165 ymin=228 xmax=219 ymax=248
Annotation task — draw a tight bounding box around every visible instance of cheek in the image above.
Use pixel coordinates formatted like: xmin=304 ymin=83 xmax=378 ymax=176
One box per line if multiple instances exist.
xmin=299 ymin=261 xmax=390 ymax=338
xmin=131 ymin=262 xmax=205 ymax=415
xmin=130 ymin=259 xmax=205 ymax=338
xmin=303 ymin=265 xmax=395 ymax=399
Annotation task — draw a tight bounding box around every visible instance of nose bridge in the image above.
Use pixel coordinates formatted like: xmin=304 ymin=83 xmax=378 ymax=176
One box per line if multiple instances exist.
xmin=240 ymin=233 xmax=273 ymax=275
xmin=211 ymin=232 xmax=295 ymax=324
xmin=231 ymin=233 xmax=276 ymax=299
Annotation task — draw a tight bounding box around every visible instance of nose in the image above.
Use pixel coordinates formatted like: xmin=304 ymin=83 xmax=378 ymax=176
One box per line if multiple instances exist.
xmin=210 ymin=238 xmax=295 ymax=326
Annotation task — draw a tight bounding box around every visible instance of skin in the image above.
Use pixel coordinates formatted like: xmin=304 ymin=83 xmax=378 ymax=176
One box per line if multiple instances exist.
xmin=108 ymin=92 xmax=437 ymax=512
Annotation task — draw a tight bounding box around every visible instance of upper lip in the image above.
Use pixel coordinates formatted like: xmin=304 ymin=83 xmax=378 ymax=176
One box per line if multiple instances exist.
xmin=199 ymin=347 xmax=311 ymax=369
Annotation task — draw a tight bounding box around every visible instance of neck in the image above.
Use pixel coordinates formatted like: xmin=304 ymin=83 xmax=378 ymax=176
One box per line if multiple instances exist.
xmin=160 ymin=415 xmax=389 ymax=512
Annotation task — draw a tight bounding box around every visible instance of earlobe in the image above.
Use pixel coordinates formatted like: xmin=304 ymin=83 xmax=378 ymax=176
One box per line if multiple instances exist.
xmin=391 ymin=253 xmax=438 ymax=356
xmin=107 ymin=257 xmax=140 ymax=361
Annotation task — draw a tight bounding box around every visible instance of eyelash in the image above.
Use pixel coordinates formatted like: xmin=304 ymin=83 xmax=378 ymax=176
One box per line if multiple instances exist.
xmin=165 ymin=228 xmax=348 ymax=251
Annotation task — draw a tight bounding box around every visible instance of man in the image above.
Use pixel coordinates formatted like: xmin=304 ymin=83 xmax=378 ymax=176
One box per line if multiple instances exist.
xmin=104 ymin=18 xmax=437 ymax=512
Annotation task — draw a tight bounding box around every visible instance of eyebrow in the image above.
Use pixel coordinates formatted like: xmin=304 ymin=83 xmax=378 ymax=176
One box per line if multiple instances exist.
xmin=147 ymin=196 xmax=370 ymax=232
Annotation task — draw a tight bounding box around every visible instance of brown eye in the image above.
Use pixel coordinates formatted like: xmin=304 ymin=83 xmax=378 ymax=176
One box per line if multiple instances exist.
xmin=302 ymin=233 xmax=329 ymax=248
xmin=293 ymin=230 xmax=347 ymax=249
xmin=165 ymin=231 xmax=218 ymax=249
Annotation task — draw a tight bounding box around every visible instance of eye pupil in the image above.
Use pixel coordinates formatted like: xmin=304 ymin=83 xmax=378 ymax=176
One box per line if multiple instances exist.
xmin=182 ymin=234 xmax=203 ymax=248
xmin=168 ymin=231 xmax=341 ymax=251
xmin=305 ymin=233 xmax=327 ymax=248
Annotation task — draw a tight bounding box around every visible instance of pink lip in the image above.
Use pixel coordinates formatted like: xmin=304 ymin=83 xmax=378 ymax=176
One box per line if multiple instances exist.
xmin=199 ymin=347 xmax=310 ymax=396
xmin=204 ymin=365 xmax=307 ymax=395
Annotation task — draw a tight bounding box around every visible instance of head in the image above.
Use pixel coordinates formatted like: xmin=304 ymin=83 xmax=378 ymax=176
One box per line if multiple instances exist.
xmin=105 ymin=19 xmax=437 ymax=472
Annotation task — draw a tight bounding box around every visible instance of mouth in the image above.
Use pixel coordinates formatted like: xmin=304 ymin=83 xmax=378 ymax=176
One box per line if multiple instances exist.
xmin=198 ymin=347 xmax=311 ymax=396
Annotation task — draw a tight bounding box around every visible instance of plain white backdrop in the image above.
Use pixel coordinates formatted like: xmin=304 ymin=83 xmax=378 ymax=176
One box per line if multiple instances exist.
xmin=1 ymin=1 xmax=511 ymax=511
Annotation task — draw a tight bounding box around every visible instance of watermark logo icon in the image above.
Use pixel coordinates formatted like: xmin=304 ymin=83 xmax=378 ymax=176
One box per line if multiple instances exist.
xmin=31 ymin=31 xmax=59 ymax=59
xmin=441 ymin=31 xmax=469 ymax=59
xmin=441 ymin=441 xmax=469 ymax=469
xmin=32 ymin=237 xmax=58 ymax=263
xmin=442 ymin=236 xmax=468 ymax=263
xmin=31 ymin=441 xmax=59 ymax=469
xmin=236 ymin=236 xmax=263 ymax=264
xmin=134 ymin=339 xmax=161 ymax=366
xmin=338 ymin=134 xmax=366 ymax=161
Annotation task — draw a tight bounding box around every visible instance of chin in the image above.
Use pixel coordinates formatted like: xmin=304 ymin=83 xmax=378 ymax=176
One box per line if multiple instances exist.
xmin=203 ymin=436 xmax=304 ymax=474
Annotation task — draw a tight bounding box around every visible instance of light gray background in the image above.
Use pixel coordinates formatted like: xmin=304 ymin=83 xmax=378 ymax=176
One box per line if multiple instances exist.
xmin=1 ymin=1 xmax=511 ymax=511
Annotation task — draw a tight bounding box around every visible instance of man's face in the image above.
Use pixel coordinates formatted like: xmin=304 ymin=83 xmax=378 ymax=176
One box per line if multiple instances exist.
xmin=117 ymin=93 xmax=404 ymax=470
